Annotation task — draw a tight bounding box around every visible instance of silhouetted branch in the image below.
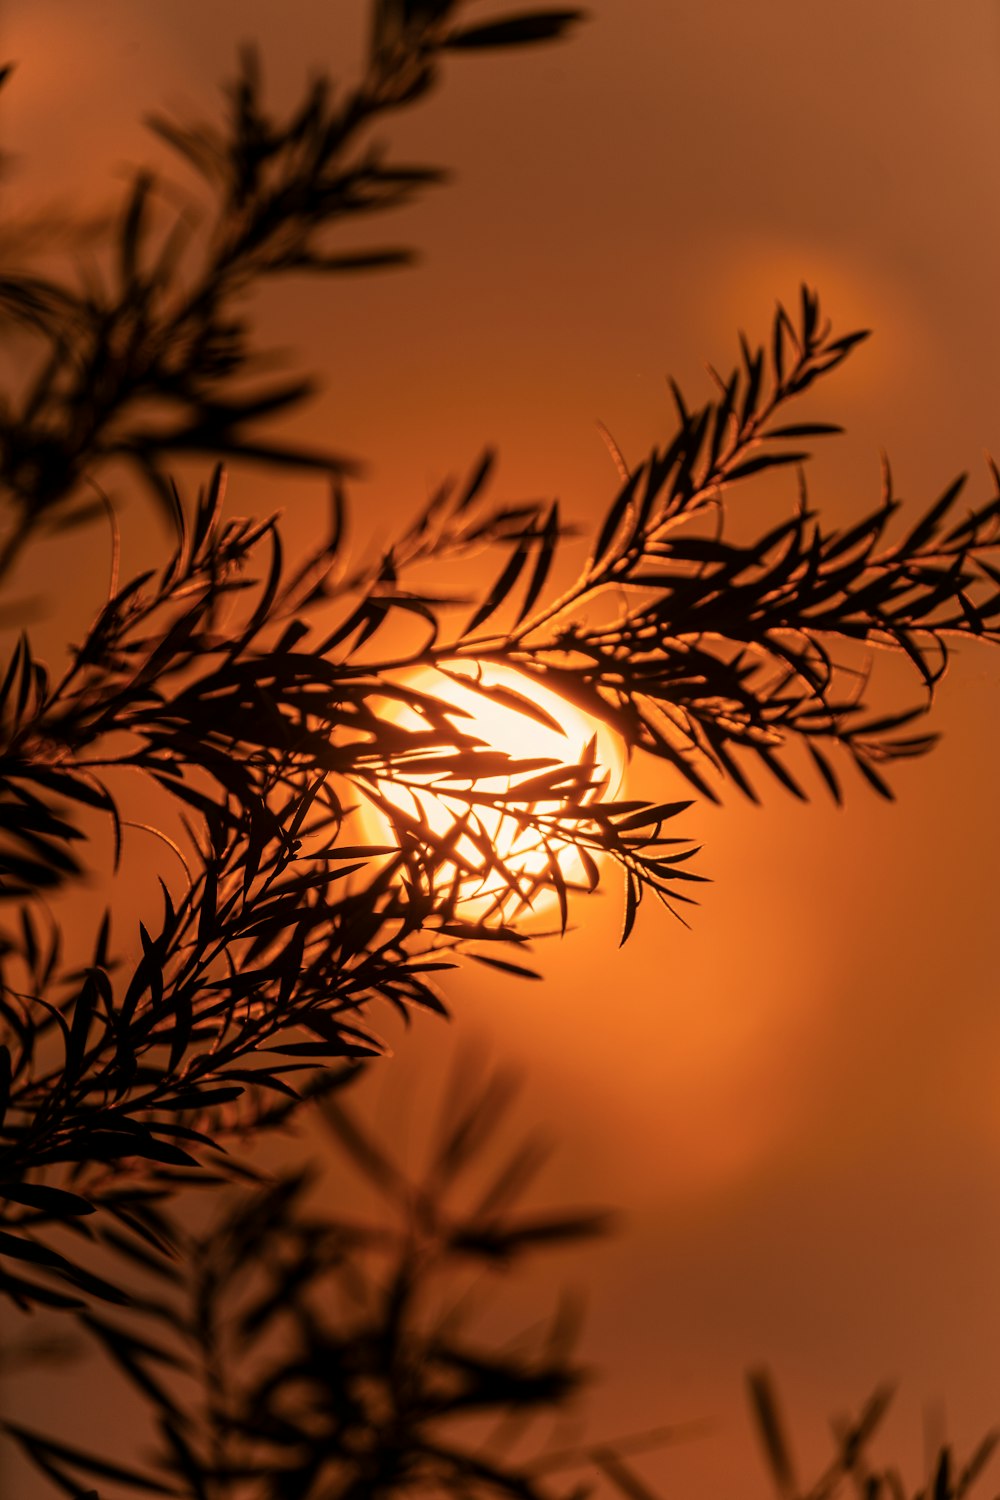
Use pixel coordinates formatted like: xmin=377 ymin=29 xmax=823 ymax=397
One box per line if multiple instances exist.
xmin=1 ymin=6 xmax=999 ymax=1498
xmin=747 ymin=1367 xmax=999 ymax=1500
xmin=4 ymin=1063 xmax=617 ymax=1499
xmin=0 ymin=3 xmax=584 ymax=563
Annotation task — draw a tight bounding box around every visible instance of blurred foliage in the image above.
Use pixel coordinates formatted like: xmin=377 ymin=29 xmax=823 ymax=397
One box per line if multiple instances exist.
xmin=746 ymin=1370 xmax=998 ymax=1500
xmin=0 ymin=0 xmax=998 ymax=1495
xmin=3 ymin=1066 xmax=995 ymax=1498
xmin=4 ymin=1060 xmax=622 ymax=1498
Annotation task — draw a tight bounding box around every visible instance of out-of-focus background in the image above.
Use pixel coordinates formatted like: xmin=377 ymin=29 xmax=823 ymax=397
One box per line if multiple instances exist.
xmin=4 ymin=1 xmax=1000 ymax=1493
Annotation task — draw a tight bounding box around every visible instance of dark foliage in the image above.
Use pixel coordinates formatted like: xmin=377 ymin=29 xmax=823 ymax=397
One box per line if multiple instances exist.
xmin=0 ymin=5 xmax=583 ymax=566
xmin=747 ymin=1369 xmax=998 ymax=1500
xmin=4 ymin=1077 xmax=995 ymax=1498
xmin=6 ymin=274 xmax=1000 ymax=1316
xmin=3 ymin=1063 xmax=622 ymax=1498
xmin=0 ymin=2 xmax=998 ymax=1496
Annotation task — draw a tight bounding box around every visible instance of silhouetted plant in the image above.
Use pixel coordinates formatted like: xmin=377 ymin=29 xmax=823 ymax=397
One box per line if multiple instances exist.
xmin=4 ymin=1084 xmax=996 ymax=1497
xmin=747 ymin=1369 xmax=998 ymax=1500
xmin=2 ymin=2 xmax=999 ymax=1495
xmin=3 ymin=1061 xmax=624 ymax=1497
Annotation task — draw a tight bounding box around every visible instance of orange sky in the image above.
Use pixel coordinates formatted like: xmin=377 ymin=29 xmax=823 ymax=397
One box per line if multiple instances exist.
xmin=5 ymin=1 xmax=1000 ymax=1493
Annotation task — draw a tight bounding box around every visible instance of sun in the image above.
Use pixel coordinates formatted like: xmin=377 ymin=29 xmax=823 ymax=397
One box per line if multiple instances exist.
xmin=356 ymin=662 xmax=625 ymax=925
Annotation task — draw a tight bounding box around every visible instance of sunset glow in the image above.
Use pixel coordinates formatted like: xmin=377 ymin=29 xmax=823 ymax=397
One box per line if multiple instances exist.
xmin=9 ymin=4 xmax=1000 ymax=1496
xmin=361 ymin=663 xmax=625 ymax=923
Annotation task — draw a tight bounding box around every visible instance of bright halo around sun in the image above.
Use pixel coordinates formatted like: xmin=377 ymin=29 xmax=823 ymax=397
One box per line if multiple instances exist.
xmin=357 ymin=662 xmax=625 ymax=926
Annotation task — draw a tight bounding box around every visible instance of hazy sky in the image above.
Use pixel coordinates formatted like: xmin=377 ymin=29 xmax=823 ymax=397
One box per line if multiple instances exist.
xmin=6 ymin=2 xmax=1000 ymax=1494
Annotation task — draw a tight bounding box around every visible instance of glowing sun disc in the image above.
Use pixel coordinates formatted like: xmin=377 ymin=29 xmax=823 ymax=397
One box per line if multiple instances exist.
xmin=358 ymin=662 xmax=625 ymax=924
